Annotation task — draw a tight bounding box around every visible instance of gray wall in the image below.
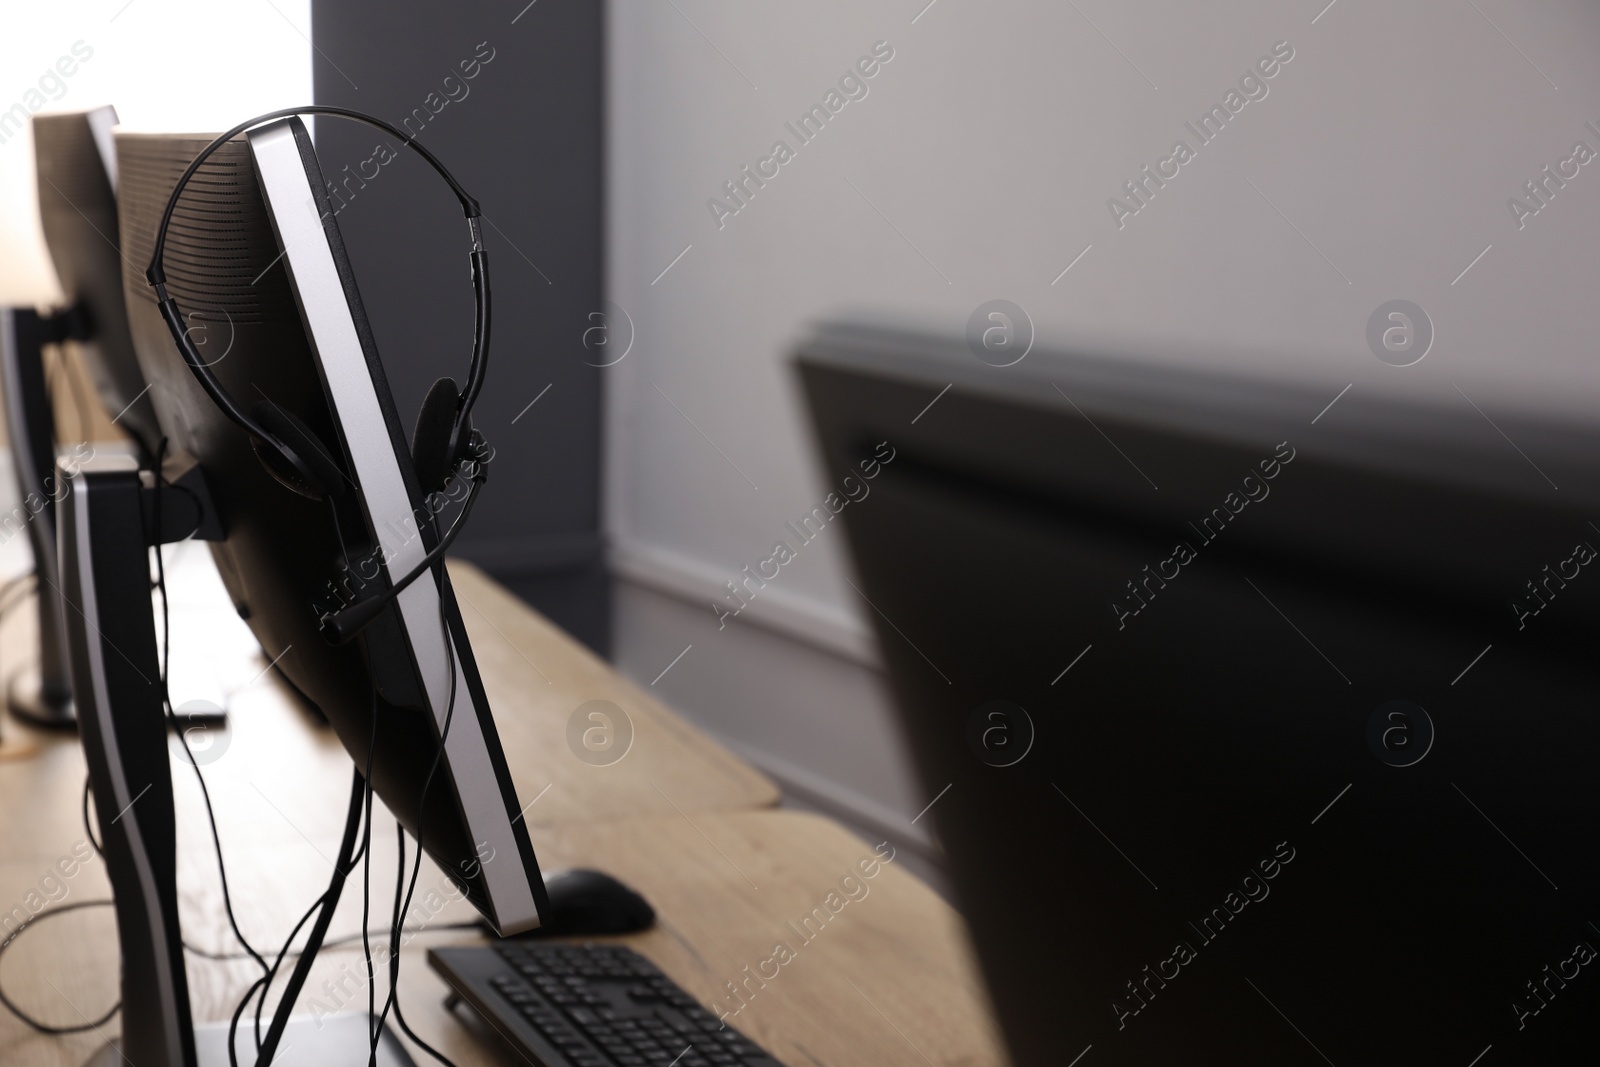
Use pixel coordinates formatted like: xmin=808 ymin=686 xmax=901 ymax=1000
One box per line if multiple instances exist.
xmin=312 ymin=0 xmax=607 ymax=651
xmin=604 ymin=0 xmax=1600 ymax=851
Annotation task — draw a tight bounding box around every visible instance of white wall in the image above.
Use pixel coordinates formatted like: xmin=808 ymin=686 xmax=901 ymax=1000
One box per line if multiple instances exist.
xmin=0 ymin=0 xmax=312 ymax=304
xmin=606 ymin=0 xmax=1600 ymax=847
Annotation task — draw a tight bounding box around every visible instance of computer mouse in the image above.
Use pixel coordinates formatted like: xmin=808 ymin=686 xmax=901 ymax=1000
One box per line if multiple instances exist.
xmin=506 ymin=868 xmax=656 ymax=937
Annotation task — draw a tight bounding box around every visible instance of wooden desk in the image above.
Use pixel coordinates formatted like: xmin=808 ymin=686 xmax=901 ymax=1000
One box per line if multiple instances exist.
xmin=445 ymin=561 xmax=779 ymax=824
xmin=0 ymin=549 xmax=777 ymax=857
xmin=0 ymin=556 xmax=1007 ymax=1066
xmin=0 ymin=812 xmax=1007 ymax=1067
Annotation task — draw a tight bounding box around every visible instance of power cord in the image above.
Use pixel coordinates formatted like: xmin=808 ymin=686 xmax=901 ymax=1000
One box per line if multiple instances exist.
xmin=229 ymin=862 xmax=357 ymax=1067
xmin=361 ymin=681 xmax=381 ymax=1057
xmin=0 ymin=900 xmax=118 ymax=1034
xmin=241 ymin=772 xmax=380 ymax=1056
xmin=0 ymin=455 xmax=482 ymax=1063
xmin=0 ymin=445 xmax=275 ymax=1041
xmin=244 ymin=767 xmax=367 ymax=1066
xmin=245 ymin=674 xmax=381 ymax=1055
xmin=185 ymin=922 xmax=480 ymax=963
xmin=0 ymin=890 xmax=465 ymax=1035
xmin=151 ymin=440 xmax=268 ymax=976
xmin=326 ymin=466 xmax=473 ymax=1066
xmin=373 ymin=575 xmax=464 ymax=1067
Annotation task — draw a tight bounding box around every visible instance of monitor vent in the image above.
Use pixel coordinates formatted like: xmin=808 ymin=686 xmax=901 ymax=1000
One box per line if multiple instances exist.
xmin=117 ymin=133 xmax=299 ymax=325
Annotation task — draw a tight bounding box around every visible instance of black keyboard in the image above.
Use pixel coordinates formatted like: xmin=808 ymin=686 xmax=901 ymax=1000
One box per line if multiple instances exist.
xmin=429 ymin=942 xmax=785 ymax=1067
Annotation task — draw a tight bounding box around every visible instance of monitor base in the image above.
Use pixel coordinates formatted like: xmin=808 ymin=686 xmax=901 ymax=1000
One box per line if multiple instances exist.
xmin=84 ymin=1013 xmax=418 ymax=1066
xmin=7 ymin=663 xmax=75 ymax=729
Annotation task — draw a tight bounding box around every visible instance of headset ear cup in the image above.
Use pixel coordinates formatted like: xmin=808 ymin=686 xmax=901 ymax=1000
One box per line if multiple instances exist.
xmin=411 ymin=376 xmax=464 ymax=494
xmin=250 ymin=400 xmax=344 ymax=500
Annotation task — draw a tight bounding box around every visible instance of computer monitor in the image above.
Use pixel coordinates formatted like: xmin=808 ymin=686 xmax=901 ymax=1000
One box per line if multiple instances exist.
xmin=0 ymin=107 xmax=165 ymax=729
xmin=63 ymin=118 xmax=553 ymax=1063
xmin=34 ymin=106 xmax=161 ymax=459
xmin=117 ymin=118 xmax=548 ymax=934
xmin=799 ymin=324 xmax=1600 ymax=1065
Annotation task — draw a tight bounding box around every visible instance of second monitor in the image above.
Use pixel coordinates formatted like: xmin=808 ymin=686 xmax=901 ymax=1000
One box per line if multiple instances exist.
xmin=65 ymin=113 xmax=555 ymax=1065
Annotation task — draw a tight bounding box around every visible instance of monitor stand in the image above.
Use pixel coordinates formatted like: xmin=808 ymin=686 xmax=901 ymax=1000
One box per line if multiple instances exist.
xmin=7 ymin=661 xmax=73 ymax=726
xmin=59 ymin=457 xmax=413 ymax=1067
xmin=0 ymin=306 xmax=78 ymax=728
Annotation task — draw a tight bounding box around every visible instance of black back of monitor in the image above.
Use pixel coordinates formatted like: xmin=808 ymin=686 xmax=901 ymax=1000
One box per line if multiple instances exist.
xmin=34 ymin=107 xmax=161 ymax=458
xmin=800 ymin=325 xmax=1600 ymax=1066
xmin=114 ymin=126 xmax=544 ymax=933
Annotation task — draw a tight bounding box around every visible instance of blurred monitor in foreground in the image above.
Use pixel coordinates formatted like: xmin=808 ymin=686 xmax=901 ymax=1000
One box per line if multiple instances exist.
xmin=801 ymin=323 xmax=1600 ymax=1065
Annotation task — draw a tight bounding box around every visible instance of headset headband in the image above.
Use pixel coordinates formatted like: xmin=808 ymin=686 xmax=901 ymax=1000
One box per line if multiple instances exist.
xmin=144 ymin=105 xmax=488 ymax=453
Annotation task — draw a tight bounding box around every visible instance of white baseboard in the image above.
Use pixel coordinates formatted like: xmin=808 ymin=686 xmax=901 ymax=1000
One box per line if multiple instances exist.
xmin=609 ymin=556 xmax=948 ymax=865
xmin=713 ymin=731 xmax=941 ymax=862
xmin=608 ymin=538 xmax=880 ymax=666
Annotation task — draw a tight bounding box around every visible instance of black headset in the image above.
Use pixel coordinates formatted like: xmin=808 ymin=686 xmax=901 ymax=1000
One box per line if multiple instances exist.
xmin=144 ymin=105 xmax=489 ymax=504
xmin=146 ymin=106 xmax=493 ymax=643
